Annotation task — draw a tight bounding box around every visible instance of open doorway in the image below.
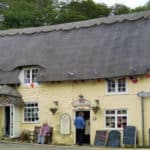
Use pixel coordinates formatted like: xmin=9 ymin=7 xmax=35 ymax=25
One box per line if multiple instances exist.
xmin=5 ymin=106 xmax=10 ymax=136
xmin=75 ymin=110 xmax=90 ymax=144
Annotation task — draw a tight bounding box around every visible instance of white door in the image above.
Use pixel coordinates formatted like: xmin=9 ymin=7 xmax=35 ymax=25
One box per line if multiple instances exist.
xmin=10 ymin=105 xmax=21 ymax=138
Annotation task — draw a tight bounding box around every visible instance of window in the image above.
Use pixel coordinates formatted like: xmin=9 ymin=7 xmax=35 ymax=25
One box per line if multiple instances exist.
xmin=24 ymin=68 xmax=38 ymax=84
xmin=107 ymin=78 xmax=126 ymax=94
xmin=105 ymin=109 xmax=127 ymax=129
xmin=24 ymin=102 xmax=39 ymax=122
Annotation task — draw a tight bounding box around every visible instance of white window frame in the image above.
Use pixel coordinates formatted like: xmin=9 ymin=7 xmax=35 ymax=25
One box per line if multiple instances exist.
xmin=104 ymin=109 xmax=128 ymax=129
xmin=23 ymin=102 xmax=39 ymax=123
xmin=19 ymin=67 xmax=39 ymax=85
xmin=106 ymin=78 xmax=127 ymax=95
xmin=23 ymin=68 xmax=38 ymax=84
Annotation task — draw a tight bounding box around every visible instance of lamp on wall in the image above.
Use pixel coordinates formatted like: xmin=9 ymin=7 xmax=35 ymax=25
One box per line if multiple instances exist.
xmin=49 ymin=101 xmax=58 ymax=115
xmin=91 ymin=99 xmax=100 ymax=114
xmin=53 ymin=101 xmax=58 ymax=106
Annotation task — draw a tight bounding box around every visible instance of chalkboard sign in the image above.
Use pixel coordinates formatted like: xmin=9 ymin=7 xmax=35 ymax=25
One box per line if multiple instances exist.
xmin=123 ymin=126 xmax=137 ymax=146
xmin=107 ymin=130 xmax=121 ymax=147
xmin=94 ymin=130 xmax=108 ymax=146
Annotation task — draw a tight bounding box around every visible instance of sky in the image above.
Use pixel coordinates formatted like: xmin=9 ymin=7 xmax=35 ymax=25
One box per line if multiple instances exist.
xmin=94 ymin=0 xmax=149 ymax=8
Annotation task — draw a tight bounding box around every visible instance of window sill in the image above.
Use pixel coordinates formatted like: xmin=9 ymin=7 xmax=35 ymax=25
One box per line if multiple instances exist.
xmin=20 ymin=83 xmax=40 ymax=88
xmin=104 ymin=128 xmax=124 ymax=131
xmin=105 ymin=92 xmax=128 ymax=96
xmin=22 ymin=121 xmax=40 ymax=124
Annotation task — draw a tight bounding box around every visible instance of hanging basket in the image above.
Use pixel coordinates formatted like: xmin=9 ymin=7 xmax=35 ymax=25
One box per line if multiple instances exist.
xmin=91 ymin=106 xmax=100 ymax=114
xmin=49 ymin=107 xmax=57 ymax=115
xmin=146 ymin=74 xmax=150 ymax=78
xmin=130 ymin=76 xmax=138 ymax=83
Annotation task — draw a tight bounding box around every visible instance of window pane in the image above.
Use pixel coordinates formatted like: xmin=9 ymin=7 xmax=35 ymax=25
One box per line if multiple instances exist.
xmin=106 ymin=110 xmax=111 ymax=114
xmin=32 ymin=69 xmax=38 ymax=83
xmin=107 ymin=79 xmax=116 ymax=93
xmin=118 ymin=78 xmax=126 ymax=92
xmin=106 ymin=117 xmax=111 ymax=128
xmin=24 ymin=70 xmax=30 ymax=83
xmin=111 ymin=110 xmax=115 ymax=114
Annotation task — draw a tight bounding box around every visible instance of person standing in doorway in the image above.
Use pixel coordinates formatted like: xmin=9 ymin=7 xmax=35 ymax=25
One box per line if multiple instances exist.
xmin=74 ymin=112 xmax=85 ymax=145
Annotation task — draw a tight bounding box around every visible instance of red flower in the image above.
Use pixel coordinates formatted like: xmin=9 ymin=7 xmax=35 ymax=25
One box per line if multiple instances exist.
xmin=130 ymin=76 xmax=138 ymax=83
xmin=31 ymin=83 xmax=34 ymax=88
xmin=131 ymin=78 xmax=138 ymax=83
xmin=146 ymin=74 xmax=150 ymax=78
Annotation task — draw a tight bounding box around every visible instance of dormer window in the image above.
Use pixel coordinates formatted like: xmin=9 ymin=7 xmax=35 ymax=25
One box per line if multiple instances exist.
xmin=24 ymin=68 xmax=38 ymax=84
xmin=19 ymin=67 xmax=39 ymax=84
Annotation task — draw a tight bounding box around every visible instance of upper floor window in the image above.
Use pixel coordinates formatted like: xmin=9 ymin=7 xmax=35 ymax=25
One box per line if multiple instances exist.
xmin=105 ymin=109 xmax=127 ymax=129
xmin=24 ymin=68 xmax=38 ymax=84
xmin=107 ymin=78 xmax=126 ymax=94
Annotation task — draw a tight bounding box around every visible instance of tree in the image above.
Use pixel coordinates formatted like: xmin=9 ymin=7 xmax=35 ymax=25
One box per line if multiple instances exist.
xmin=0 ymin=0 xmax=150 ymax=30
xmin=1 ymin=0 xmax=57 ymax=29
xmin=55 ymin=0 xmax=111 ymax=24
xmin=146 ymin=0 xmax=150 ymax=6
xmin=131 ymin=0 xmax=150 ymax=13
xmin=111 ymin=4 xmax=131 ymax=15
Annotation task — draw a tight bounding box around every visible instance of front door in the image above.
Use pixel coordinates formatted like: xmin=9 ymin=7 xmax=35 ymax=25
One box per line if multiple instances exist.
xmin=5 ymin=106 xmax=10 ymax=136
xmin=75 ymin=110 xmax=90 ymax=144
xmin=4 ymin=105 xmax=21 ymax=137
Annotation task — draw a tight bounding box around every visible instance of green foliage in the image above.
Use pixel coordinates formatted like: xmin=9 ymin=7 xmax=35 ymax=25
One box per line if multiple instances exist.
xmin=0 ymin=0 xmax=150 ymax=30
xmin=132 ymin=6 xmax=150 ymax=13
xmin=111 ymin=4 xmax=131 ymax=15
xmin=55 ymin=0 xmax=111 ymax=24
xmin=146 ymin=0 xmax=150 ymax=6
xmin=1 ymin=0 xmax=57 ymax=29
xmin=131 ymin=0 xmax=150 ymax=13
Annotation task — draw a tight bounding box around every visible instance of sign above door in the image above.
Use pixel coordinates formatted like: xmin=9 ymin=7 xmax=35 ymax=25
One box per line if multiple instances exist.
xmin=72 ymin=95 xmax=91 ymax=108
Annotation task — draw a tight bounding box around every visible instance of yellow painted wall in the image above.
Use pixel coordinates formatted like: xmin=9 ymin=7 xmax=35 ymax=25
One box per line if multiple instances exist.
xmin=18 ymin=76 xmax=150 ymax=146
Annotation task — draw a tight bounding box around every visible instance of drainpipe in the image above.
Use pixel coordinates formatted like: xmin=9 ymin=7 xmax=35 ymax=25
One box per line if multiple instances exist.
xmin=141 ymin=96 xmax=145 ymax=146
xmin=137 ymin=91 xmax=145 ymax=146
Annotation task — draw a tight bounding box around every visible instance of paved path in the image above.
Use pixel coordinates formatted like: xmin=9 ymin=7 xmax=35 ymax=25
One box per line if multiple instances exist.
xmin=0 ymin=141 xmax=149 ymax=150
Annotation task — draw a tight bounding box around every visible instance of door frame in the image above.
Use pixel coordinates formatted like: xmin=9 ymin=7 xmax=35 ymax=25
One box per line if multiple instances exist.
xmin=74 ymin=109 xmax=91 ymax=144
xmin=3 ymin=104 xmax=19 ymax=138
xmin=4 ymin=105 xmax=11 ymax=137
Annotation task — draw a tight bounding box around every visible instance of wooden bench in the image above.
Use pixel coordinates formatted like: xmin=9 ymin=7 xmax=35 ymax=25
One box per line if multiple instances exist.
xmin=34 ymin=126 xmax=53 ymax=144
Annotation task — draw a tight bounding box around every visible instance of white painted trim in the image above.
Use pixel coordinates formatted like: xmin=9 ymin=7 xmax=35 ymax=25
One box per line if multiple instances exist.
xmin=3 ymin=107 xmax=6 ymax=136
xmin=23 ymin=101 xmax=39 ymax=123
xmin=105 ymin=78 xmax=128 ymax=95
xmin=73 ymin=109 xmax=91 ymax=145
xmin=104 ymin=108 xmax=128 ymax=130
xmin=19 ymin=67 xmax=39 ymax=85
xmin=10 ymin=104 xmax=14 ymax=138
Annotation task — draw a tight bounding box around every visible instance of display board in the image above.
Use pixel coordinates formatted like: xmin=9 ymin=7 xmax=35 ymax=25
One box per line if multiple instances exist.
xmin=107 ymin=130 xmax=121 ymax=147
xmin=123 ymin=126 xmax=137 ymax=147
xmin=94 ymin=130 xmax=108 ymax=146
xmin=60 ymin=113 xmax=71 ymax=134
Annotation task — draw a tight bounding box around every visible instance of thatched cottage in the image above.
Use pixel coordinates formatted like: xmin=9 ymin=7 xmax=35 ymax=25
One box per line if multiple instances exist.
xmin=0 ymin=10 xmax=150 ymax=146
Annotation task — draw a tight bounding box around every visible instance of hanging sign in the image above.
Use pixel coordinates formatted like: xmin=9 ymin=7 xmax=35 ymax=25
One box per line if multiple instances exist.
xmin=137 ymin=91 xmax=150 ymax=97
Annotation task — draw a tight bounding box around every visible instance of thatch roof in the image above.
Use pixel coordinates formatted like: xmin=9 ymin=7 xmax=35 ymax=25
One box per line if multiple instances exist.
xmin=0 ymin=85 xmax=24 ymax=106
xmin=0 ymin=11 xmax=150 ymax=84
